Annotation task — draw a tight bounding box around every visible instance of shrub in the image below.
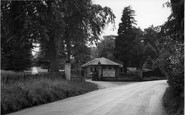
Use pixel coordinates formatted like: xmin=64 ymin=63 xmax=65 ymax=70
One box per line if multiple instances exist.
xmin=163 ymin=87 xmax=184 ymax=115
xmin=142 ymin=67 xmax=165 ymax=78
xmin=163 ymin=64 xmax=184 ymax=115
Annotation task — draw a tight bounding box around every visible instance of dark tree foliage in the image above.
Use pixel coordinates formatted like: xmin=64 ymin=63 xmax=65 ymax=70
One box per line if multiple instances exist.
xmin=159 ymin=1 xmax=184 ymax=113
xmin=97 ymin=35 xmax=115 ymax=60
xmin=1 ymin=0 xmax=115 ymax=73
xmin=130 ymin=27 xmax=145 ymax=68
xmin=114 ymin=6 xmax=136 ymax=73
xmin=162 ymin=0 xmax=184 ymax=43
xmin=144 ymin=43 xmax=157 ymax=59
xmin=35 ymin=0 xmax=115 ymax=72
xmin=159 ymin=0 xmax=184 ymax=85
xmin=1 ymin=1 xmax=35 ymax=71
xmin=143 ymin=25 xmax=159 ymax=53
xmin=71 ymin=42 xmax=91 ymax=71
xmin=63 ymin=1 xmax=115 ymax=64
xmin=142 ymin=56 xmax=153 ymax=70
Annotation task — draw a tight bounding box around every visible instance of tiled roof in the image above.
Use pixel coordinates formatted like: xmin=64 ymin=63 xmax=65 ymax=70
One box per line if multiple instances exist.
xmin=81 ymin=57 xmax=121 ymax=67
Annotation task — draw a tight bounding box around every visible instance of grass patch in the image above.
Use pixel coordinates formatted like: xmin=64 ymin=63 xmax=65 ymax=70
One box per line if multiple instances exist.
xmin=1 ymin=77 xmax=98 ymax=114
xmin=163 ymin=87 xmax=184 ymax=115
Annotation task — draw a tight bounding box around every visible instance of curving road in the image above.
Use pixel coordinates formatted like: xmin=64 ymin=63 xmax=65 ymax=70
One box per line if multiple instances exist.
xmin=8 ymin=80 xmax=168 ymax=115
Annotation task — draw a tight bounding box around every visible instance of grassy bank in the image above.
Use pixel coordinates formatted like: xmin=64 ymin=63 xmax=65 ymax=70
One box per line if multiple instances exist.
xmin=163 ymin=87 xmax=184 ymax=115
xmin=1 ymin=77 xmax=98 ymax=114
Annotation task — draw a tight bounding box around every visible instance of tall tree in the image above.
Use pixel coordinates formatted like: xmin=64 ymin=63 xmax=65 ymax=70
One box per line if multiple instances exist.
xmin=63 ymin=1 xmax=115 ymax=63
xmin=61 ymin=1 xmax=115 ymax=79
xmin=130 ymin=27 xmax=145 ymax=68
xmin=114 ymin=6 xmax=136 ymax=73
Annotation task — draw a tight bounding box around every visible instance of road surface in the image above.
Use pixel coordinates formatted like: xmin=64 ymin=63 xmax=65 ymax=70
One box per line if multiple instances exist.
xmin=8 ymin=80 xmax=168 ymax=115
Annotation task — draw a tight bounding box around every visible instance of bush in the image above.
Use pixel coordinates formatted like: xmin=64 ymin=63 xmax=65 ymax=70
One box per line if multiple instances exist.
xmin=142 ymin=67 xmax=165 ymax=78
xmin=1 ymin=77 xmax=98 ymax=114
xmin=163 ymin=68 xmax=184 ymax=115
xmin=116 ymin=71 xmax=142 ymax=81
xmin=163 ymin=87 xmax=184 ymax=115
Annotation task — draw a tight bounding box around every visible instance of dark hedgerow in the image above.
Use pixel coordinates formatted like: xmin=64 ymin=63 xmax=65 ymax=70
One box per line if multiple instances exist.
xmin=1 ymin=77 xmax=98 ymax=114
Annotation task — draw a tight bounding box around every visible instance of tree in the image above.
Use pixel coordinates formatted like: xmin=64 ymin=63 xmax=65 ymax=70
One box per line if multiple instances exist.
xmin=144 ymin=43 xmax=157 ymax=59
xmin=114 ymin=6 xmax=136 ymax=73
xmin=97 ymin=35 xmax=116 ymax=60
xmin=130 ymin=27 xmax=145 ymax=68
xmin=60 ymin=1 xmax=115 ymax=79
xmin=143 ymin=26 xmax=158 ymax=44
xmin=1 ymin=0 xmax=115 ymax=74
xmin=159 ymin=0 xmax=184 ymax=77
xmin=1 ymin=1 xmax=35 ymax=71
xmin=63 ymin=2 xmax=115 ymax=63
xmin=71 ymin=43 xmax=91 ymax=71
xmin=38 ymin=0 xmax=115 ymax=74
xmin=158 ymin=1 xmax=184 ymax=114
xmin=142 ymin=56 xmax=153 ymax=70
xmin=1 ymin=1 xmax=64 ymax=72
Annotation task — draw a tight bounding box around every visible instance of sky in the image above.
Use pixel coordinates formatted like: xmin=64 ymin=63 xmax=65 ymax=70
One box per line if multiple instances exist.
xmin=93 ymin=0 xmax=171 ymax=36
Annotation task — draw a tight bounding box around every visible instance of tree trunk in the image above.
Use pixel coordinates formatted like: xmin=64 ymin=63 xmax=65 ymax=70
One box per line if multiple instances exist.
xmin=48 ymin=33 xmax=59 ymax=73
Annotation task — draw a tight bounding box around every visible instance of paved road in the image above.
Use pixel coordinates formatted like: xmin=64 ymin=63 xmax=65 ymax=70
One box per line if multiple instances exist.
xmin=9 ymin=80 xmax=168 ymax=115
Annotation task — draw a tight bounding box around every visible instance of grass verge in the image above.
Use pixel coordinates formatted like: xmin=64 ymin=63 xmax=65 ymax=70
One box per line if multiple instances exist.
xmin=1 ymin=77 xmax=98 ymax=114
xmin=163 ymin=87 xmax=184 ymax=115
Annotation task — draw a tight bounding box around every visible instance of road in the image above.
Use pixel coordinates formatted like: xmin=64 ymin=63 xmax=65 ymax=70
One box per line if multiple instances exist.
xmin=8 ymin=80 xmax=168 ymax=115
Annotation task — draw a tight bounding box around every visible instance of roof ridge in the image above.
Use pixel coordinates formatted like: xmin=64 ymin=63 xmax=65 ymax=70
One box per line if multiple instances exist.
xmin=81 ymin=57 xmax=121 ymax=67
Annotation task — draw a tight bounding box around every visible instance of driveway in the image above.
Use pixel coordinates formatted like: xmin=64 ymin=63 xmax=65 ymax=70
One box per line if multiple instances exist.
xmin=8 ymin=80 xmax=168 ymax=115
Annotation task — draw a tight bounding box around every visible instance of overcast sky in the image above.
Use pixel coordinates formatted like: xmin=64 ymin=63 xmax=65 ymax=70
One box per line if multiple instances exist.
xmin=93 ymin=0 xmax=171 ymax=36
